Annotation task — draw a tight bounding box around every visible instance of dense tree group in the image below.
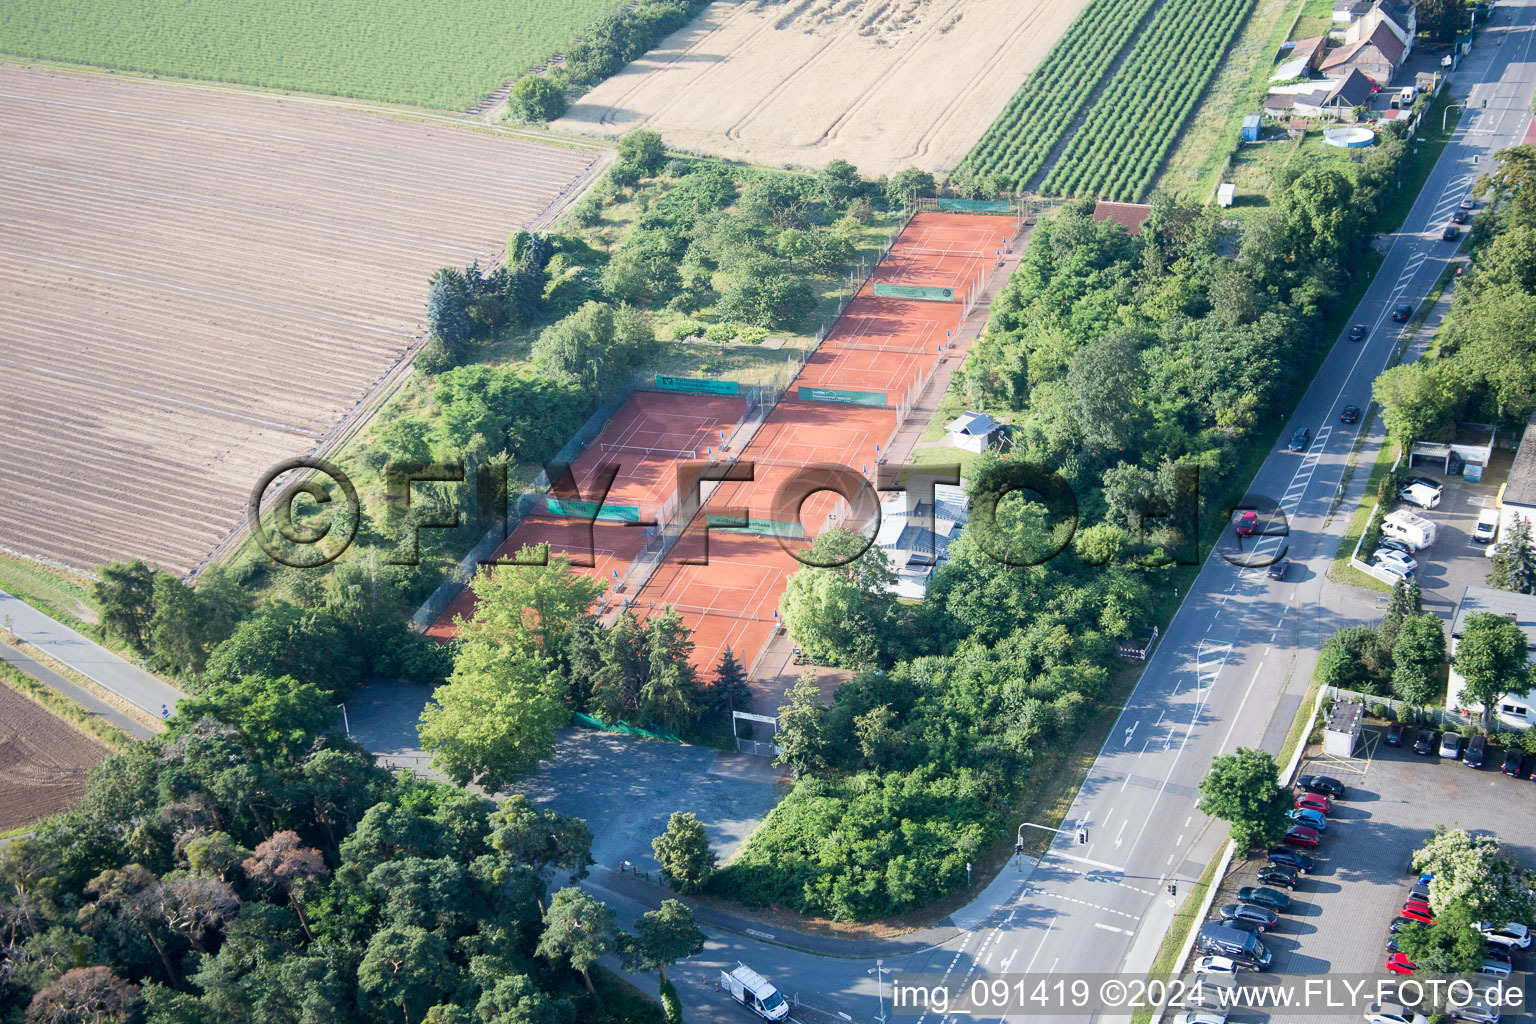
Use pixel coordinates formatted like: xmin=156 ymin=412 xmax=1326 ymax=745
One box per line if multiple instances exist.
xmin=0 ymin=675 xmax=700 ymax=1024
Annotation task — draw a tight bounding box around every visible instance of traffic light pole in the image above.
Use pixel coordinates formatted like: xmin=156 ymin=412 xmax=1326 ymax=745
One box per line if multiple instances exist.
xmin=1015 ymin=821 xmax=1089 ymax=865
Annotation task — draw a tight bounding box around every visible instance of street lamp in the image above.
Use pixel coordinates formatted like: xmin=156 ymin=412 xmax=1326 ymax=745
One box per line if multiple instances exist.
xmin=337 ymin=703 xmax=350 ymax=735
xmin=868 ymin=959 xmax=890 ymax=1024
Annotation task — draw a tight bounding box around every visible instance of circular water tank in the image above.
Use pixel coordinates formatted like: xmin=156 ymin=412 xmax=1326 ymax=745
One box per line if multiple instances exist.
xmin=1323 ymin=126 xmax=1375 ymax=148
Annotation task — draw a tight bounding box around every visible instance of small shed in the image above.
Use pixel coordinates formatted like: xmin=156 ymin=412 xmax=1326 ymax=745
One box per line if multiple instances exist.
xmin=1323 ymin=701 xmax=1364 ymax=757
xmin=1287 ymin=117 xmax=1309 ymax=138
xmin=944 ymin=411 xmax=1002 ymax=453
xmin=1241 ymin=114 xmax=1262 ymax=141
xmin=1217 ymin=182 xmax=1236 ymax=207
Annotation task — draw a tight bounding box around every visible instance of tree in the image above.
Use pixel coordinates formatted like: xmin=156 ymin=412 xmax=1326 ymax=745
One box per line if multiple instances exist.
xmin=418 ymin=641 xmax=569 ymax=791
xmin=488 ymin=795 xmax=593 ymax=882
xmin=507 ymin=76 xmax=567 ymax=124
xmin=357 ymin=925 xmax=459 ymax=1024
xmin=706 ymin=646 xmax=750 ymax=719
xmin=473 ymin=974 xmax=574 ymax=1024
xmin=1372 ymin=361 xmax=1462 ymax=445
xmin=616 ymin=129 xmax=664 ymax=176
xmin=1479 ymin=145 xmax=1536 ymax=232
xmin=620 ymin=900 xmax=705 ymax=984
xmin=183 ymin=832 xmax=250 ymax=883
xmin=171 ymin=674 xmax=334 ymax=761
xmin=1394 ymin=902 xmax=1485 ymax=974
xmin=651 ymin=812 xmax=716 ymax=895
xmin=816 ymin=159 xmax=862 ymax=205
xmin=93 ymin=561 xmax=157 ymax=653
xmin=1315 ymin=625 xmax=1385 ymax=692
xmin=26 ymin=967 xmax=141 ymax=1024
xmin=1489 ymin=518 xmax=1536 ymax=595
xmin=883 ymin=167 xmax=936 ymax=207
xmin=456 ymin=557 xmax=604 ymax=660
xmin=773 ymin=671 xmax=827 ymax=778
xmin=1391 ymin=614 xmax=1446 ymax=708
xmin=535 ymin=888 xmax=615 ymax=992
xmin=1412 ymin=826 xmax=1536 ymax=924
xmin=779 ymin=529 xmax=898 ymax=668
xmin=241 ymin=832 xmax=329 ymax=942
xmin=1417 ymin=0 xmax=1467 ymax=42
xmin=1196 ymin=747 xmax=1292 ymax=852
xmin=426 ymin=267 xmax=475 ymax=352
xmin=1452 ymin=612 xmax=1536 ymax=731
xmin=1067 ymin=335 xmax=1146 ymax=457
xmin=1379 ymin=578 xmax=1415 ymax=652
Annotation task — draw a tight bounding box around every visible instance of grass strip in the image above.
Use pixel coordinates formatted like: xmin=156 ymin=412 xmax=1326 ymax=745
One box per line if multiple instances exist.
xmin=0 ymin=660 xmax=135 ymax=752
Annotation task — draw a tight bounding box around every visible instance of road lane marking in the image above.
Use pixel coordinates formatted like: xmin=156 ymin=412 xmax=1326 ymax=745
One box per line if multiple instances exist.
xmin=1052 ymin=852 xmax=1124 ymax=872
xmin=1095 ymin=922 xmax=1133 ymax=936
xmin=1217 ymin=662 xmax=1266 ymax=756
xmin=1023 ymin=915 xmax=1055 ymax=973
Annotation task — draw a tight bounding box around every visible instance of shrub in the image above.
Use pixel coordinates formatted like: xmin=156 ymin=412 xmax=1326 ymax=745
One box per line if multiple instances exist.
xmin=507 ymin=75 xmax=567 ymax=123
xmin=737 ymin=325 xmax=769 ymax=344
xmin=670 ymin=320 xmax=706 ymax=339
xmin=704 ymin=323 xmax=738 ymax=343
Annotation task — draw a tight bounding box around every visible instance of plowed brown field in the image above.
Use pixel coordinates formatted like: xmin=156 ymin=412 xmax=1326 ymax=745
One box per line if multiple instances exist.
xmin=0 ymin=683 xmax=109 ymax=831
xmin=0 ymin=65 xmax=605 ymax=576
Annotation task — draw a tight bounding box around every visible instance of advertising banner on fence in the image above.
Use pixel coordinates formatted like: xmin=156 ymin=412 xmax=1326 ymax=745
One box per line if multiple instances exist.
xmin=797 ymin=385 xmax=887 ymax=407
xmin=873 ymin=283 xmax=956 ymax=301
xmin=546 ymin=498 xmax=641 ymax=522
xmin=937 ymin=198 xmax=1012 ymax=213
xmin=656 ymin=375 xmax=740 ymax=395
xmin=705 ymin=514 xmax=806 ymax=539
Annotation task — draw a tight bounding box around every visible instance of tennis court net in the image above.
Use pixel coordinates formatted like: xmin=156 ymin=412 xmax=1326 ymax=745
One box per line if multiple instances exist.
xmin=824 ymin=340 xmax=942 ymax=355
xmin=642 ymin=598 xmax=772 ymax=622
xmin=598 ymin=441 xmax=710 ymax=461
xmin=887 ymin=246 xmax=990 ymax=260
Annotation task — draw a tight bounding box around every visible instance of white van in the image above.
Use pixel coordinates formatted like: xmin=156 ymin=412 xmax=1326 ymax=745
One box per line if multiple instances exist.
xmin=1400 ymin=86 xmax=1418 ymax=107
xmin=1382 ymin=509 xmax=1437 ymax=550
xmin=1400 ymin=482 xmax=1442 ymax=509
xmin=721 ymin=964 xmax=790 ymax=1021
xmin=1475 ymin=508 xmax=1500 ymax=544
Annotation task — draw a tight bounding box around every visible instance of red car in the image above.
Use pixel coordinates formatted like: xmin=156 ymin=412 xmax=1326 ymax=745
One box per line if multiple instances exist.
xmin=1236 ymin=511 xmax=1259 ymax=537
xmin=1386 ymin=952 xmax=1416 ymax=975
xmin=1400 ymin=902 xmax=1435 ymax=924
xmin=1283 ymin=825 xmax=1320 ymax=848
xmin=1295 ymin=792 xmax=1331 ymax=814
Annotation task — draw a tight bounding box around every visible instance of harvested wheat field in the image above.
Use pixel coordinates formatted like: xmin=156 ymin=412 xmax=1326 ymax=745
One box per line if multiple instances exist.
xmin=555 ymin=0 xmax=1089 ymax=176
xmin=0 ymin=64 xmax=605 ymax=577
xmin=0 ymin=683 xmax=109 ymax=831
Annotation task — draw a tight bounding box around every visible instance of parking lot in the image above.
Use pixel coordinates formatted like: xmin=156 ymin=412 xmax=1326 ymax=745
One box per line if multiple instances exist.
xmin=1390 ymin=449 xmax=1514 ymax=620
xmin=1207 ymin=723 xmax=1536 ymax=1022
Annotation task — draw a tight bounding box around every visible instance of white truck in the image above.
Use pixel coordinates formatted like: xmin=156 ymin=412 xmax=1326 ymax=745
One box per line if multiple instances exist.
xmin=721 ymin=964 xmax=790 ymax=1021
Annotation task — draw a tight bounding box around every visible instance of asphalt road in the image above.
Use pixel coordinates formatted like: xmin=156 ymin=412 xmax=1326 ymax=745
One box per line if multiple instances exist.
xmin=654 ymin=8 xmax=1536 ymax=1022
xmin=0 ymin=587 xmax=185 ymax=717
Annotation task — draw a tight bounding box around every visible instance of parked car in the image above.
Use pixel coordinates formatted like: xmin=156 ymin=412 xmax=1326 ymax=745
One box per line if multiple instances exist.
xmin=1192 ymin=955 xmax=1240 ymax=977
xmin=1374 ymin=561 xmax=1415 ymax=584
xmin=1283 ymin=825 xmax=1321 ymax=848
xmin=1294 ymin=791 xmax=1331 ymax=814
xmin=1392 ymin=302 xmax=1414 ymax=322
xmin=1288 ymin=808 xmax=1328 ymax=831
xmin=1267 ymin=557 xmax=1290 ymax=580
xmin=1379 ymin=538 xmax=1415 ymax=556
xmin=1450 ymin=995 xmax=1502 ymax=1023
xmin=1389 ymin=915 xmax=1421 ymax=933
xmin=1413 ymin=729 xmax=1437 ymax=755
xmin=1461 ymin=196 xmax=1477 ymax=209
xmin=1443 ymin=224 xmax=1461 ymax=241
xmin=1452 ymin=209 xmax=1471 ymax=224
xmin=1340 ymin=404 xmax=1361 ymax=423
xmin=1366 ymin=1002 xmax=1428 ymax=1024
xmin=1257 ymin=864 xmax=1299 ymax=888
xmin=1503 ymin=749 xmax=1525 ymax=777
xmin=1375 ymin=549 xmax=1419 ymax=573
xmin=1288 ymin=426 xmax=1311 ymax=452
xmin=1349 ymin=324 xmax=1368 ymax=342
xmin=1440 ymin=732 xmax=1463 ymax=759
xmin=1387 ymin=952 xmax=1417 ymax=975
xmin=1236 ymin=886 xmax=1292 ymax=912
xmin=1297 ymin=775 xmax=1346 ymax=798
xmin=1235 ymin=510 xmax=1258 ymax=536
xmin=1400 ymin=902 xmax=1435 ymax=925
xmin=1220 ymin=903 xmax=1278 ymax=931
xmin=1477 ymin=922 xmax=1532 ymax=949
xmin=1172 ymin=1012 xmax=1228 ymax=1024
xmin=1386 ymin=722 xmax=1408 ymax=746
xmin=1266 ymin=848 xmax=1314 ymax=873
xmin=1477 ymin=956 xmax=1512 ymax=978
xmin=1405 ymin=476 xmax=1443 ymax=496
xmin=1466 ymin=734 xmax=1488 ymax=769
xmin=1475 ymin=508 xmax=1500 ymax=544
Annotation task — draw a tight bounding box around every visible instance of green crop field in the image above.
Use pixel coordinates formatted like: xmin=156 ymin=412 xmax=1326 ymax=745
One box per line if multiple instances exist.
xmin=957 ymin=0 xmax=1158 ymax=191
xmin=0 ymin=0 xmax=624 ymax=109
xmin=1041 ymin=0 xmax=1255 ymax=201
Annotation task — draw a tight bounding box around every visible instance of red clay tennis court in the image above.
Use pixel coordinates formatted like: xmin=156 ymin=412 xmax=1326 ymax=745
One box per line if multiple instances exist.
xmin=894 ymin=211 xmax=1018 ymax=258
xmin=560 ymin=390 xmax=748 ymax=523
xmin=704 ymin=399 xmax=894 ymax=526
xmin=632 ymin=532 xmax=803 ymax=675
xmin=798 ymin=299 xmax=951 ymax=405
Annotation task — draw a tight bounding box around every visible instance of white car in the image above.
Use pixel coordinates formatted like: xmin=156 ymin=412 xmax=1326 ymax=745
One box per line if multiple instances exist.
xmin=1174 ymin=1012 xmax=1228 ymax=1024
xmin=1375 ymin=549 xmax=1419 ymax=573
xmin=1192 ymin=955 xmax=1239 ymax=978
xmin=1474 ymin=508 xmax=1500 ymax=544
xmin=1451 ymin=995 xmax=1503 ymax=1023
xmin=1374 ymin=561 xmax=1415 ymax=583
xmin=1400 ymin=483 xmax=1442 ymax=509
xmin=1365 ymin=1002 xmax=1428 ymax=1024
xmin=1477 ymin=921 xmax=1532 ymax=949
